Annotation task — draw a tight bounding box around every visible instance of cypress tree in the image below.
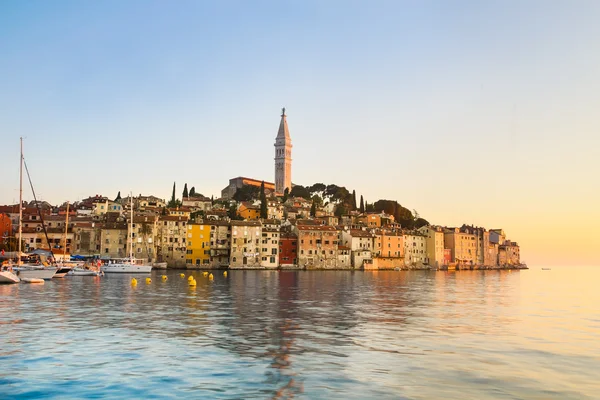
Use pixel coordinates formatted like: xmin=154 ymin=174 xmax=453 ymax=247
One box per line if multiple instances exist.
xmin=359 ymin=195 xmax=365 ymax=213
xmin=310 ymin=199 xmax=316 ymax=217
xmin=169 ymin=182 xmax=176 ymax=207
xmin=260 ymin=181 xmax=268 ymax=219
xmin=182 ymin=183 xmax=188 ymax=199
xmin=189 ymin=186 xmax=196 ymax=196
xmin=282 ymin=187 xmax=289 ymax=202
xmin=114 ymin=191 xmax=121 ymax=202
xmin=352 ymin=190 xmax=357 ymax=210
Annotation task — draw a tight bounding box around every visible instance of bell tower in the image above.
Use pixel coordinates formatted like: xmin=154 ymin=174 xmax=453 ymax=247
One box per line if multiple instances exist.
xmin=274 ymin=107 xmax=292 ymax=195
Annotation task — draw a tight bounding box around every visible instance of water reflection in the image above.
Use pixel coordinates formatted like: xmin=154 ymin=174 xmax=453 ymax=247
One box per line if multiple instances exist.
xmin=1 ymin=267 xmax=599 ymax=399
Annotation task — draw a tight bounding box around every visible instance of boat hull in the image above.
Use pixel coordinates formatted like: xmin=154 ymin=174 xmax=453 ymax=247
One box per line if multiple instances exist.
xmin=16 ymin=267 xmax=58 ymax=280
xmin=0 ymin=271 xmax=20 ymax=284
xmin=68 ymin=268 xmax=102 ymax=276
xmin=101 ymin=264 xmax=152 ymax=274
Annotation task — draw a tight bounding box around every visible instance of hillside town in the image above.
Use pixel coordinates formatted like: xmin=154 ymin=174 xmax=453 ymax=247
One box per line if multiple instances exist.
xmin=0 ymin=109 xmax=522 ymax=271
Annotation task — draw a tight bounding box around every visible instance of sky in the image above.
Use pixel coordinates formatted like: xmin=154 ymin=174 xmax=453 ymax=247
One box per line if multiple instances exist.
xmin=0 ymin=0 xmax=599 ymax=267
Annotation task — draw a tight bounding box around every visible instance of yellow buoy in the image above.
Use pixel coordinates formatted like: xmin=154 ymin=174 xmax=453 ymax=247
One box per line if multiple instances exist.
xmin=162 ymin=275 xmax=167 ymax=280
xmin=188 ymin=275 xmax=194 ymax=281
xmin=180 ymin=273 xmax=185 ymax=278
xmin=208 ymin=273 xmax=214 ymax=280
xmin=145 ymin=277 xmax=152 ymax=284
xmin=203 ymin=271 xmax=208 ymax=277
xmin=189 ymin=279 xmax=196 ymax=286
xmin=131 ymin=278 xmax=137 ymax=285
xmin=223 ymin=271 xmax=228 ymax=277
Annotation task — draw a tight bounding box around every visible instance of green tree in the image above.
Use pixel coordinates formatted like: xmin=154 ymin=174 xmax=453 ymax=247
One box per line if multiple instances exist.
xmin=310 ymin=199 xmax=316 ymax=217
xmin=290 ymin=185 xmax=311 ymax=199
xmin=311 ymin=194 xmax=323 ymax=207
xmin=334 ymin=204 xmax=347 ymax=218
xmin=282 ymin=187 xmax=290 ymax=202
xmin=260 ymin=181 xmax=268 ymax=219
xmin=114 ymin=191 xmax=121 ymax=202
xmin=359 ymin=195 xmax=364 ymax=213
xmin=233 ymin=185 xmax=261 ymax=202
xmin=351 ymin=190 xmax=357 ymax=211
xmin=308 ymin=183 xmax=326 ymax=194
xmin=168 ymin=182 xmax=176 ymax=207
xmin=182 ymin=183 xmax=188 ymax=199
xmin=211 ymin=195 xmax=214 ymax=205
xmin=189 ymin=186 xmax=196 ymax=196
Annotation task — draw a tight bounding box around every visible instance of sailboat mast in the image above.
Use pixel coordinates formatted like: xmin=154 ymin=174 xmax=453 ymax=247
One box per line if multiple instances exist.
xmin=63 ymin=202 xmax=70 ymax=261
xmin=18 ymin=137 xmax=23 ymax=267
xmin=129 ymin=194 xmax=133 ymax=259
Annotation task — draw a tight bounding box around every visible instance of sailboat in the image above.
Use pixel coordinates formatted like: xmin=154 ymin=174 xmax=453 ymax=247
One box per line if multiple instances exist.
xmin=13 ymin=137 xmax=57 ymax=281
xmin=54 ymin=202 xmax=74 ymax=278
xmin=101 ymin=195 xmax=152 ymax=274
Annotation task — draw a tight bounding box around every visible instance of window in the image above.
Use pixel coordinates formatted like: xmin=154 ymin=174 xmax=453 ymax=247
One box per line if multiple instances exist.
xmin=232 ymin=257 xmax=237 ymax=262
xmin=271 ymin=248 xmax=277 ymax=255
xmin=270 ymin=256 xmax=275 ymax=263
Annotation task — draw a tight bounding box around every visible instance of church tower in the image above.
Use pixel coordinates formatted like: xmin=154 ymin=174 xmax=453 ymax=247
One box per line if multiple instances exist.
xmin=274 ymin=107 xmax=292 ymax=195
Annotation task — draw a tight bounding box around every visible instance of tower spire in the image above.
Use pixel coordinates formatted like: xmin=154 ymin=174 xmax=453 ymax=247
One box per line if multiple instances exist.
xmin=274 ymin=107 xmax=292 ymax=195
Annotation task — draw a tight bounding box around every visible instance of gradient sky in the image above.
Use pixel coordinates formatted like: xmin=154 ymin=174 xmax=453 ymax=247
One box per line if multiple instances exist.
xmin=1 ymin=1 xmax=599 ymax=267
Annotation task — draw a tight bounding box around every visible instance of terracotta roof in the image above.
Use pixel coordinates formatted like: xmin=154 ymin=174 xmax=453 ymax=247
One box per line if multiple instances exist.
xmin=338 ymin=245 xmax=351 ymax=251
xmin=349 ymin=229 xmax=374 ymax=238
xmin=297 ymin=225 xmax=337 ymax=232
xmin=231 ymin=220 xmax=261 ymax=227
xmin=159 ymin=216 xmax=188 ymax=222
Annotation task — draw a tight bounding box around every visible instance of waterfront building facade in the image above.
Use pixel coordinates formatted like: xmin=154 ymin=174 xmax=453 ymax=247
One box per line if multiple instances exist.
xmin=186 ymin=222 xmax=211 ymax=267
xmin=230 ymin=220 xmax=262 ymax=268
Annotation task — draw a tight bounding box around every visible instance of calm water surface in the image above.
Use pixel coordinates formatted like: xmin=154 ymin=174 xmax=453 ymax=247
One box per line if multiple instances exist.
xmin=1 ymin=267 xmax=599 ymax=399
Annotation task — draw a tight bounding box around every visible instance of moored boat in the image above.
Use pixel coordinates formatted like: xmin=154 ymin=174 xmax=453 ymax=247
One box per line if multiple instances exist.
xmin=14 ymin=265 xmax=57 ymax=280
xmin=0 ymin=266 xmax=20 ymax=284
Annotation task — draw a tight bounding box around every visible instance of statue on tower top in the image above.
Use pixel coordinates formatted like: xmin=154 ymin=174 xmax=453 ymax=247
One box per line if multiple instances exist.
xmin=281 ymin=107 xmax=286 ymax=116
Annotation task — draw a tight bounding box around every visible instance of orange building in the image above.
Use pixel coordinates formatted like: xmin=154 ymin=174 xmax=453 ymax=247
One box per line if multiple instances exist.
xmin=0 ymin=213 xmax=12 ymax=242
xmin=238 ymin=202 xmax=261 ymax=220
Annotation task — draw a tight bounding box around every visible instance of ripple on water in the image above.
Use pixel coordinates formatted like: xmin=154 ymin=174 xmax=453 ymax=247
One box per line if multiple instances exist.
xmin=1 ymin=268 xmax=599 ymax=399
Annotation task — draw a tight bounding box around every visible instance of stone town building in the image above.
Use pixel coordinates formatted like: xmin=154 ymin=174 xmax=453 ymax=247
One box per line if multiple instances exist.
xmin=238 ymin=202 xmax=261 ymax=220
xmin=340 ymin=229 xmax=374 ymax=269
xmin=229 ymin=220 xmax=262 ymax=268
xmin=443 ymin=227 xmax=477 ymax=265
xmin=156 ymin=215 xmax=188 ymax=267
xmin=279 ymin=232 xmax=298 ymax=268
xmin=0 ymin=213 xmax=12 ymax=242
xmin=73 ymin=221 xmax=101 ymax=256
xmin=418 ymin=225 xmax=445 ymax=268
xmin=220 ymin=177 xmax=275 ymax=200
xmin=207 ymin=220 xmax=231 ymax=268
xmin=186 ymin=222 xmax=211 ymax=267
xmin=371 ymin=230 xmax=404 ymax=269
xmin=182 ymin=195 xmax=212 ymax=212
xmin=274 ymin=108 xmax=292 ymax=195
xmin=129 ymin=214 xmax=158 ymax=262
xmin=403 ymin=231 xmax=428 ymax=266
xmin=100 ymin=221 xmax=128 ymax=258
xmin=337 ymin=246 xmax=351 ymax=269
xmin=498 ymin=242 xmax=520 ymax=265
xmin=260 ymin=226 xmax=280 ymax=268
xmin=295 ymin=224 xmax=339 ymax=269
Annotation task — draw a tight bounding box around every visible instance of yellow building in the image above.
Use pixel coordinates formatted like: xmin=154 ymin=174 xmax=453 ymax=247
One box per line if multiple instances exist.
xmin=238 ymin=202 xmax=261 ymax=220
xmin=186 ymin=222 xmax=211 ymax=267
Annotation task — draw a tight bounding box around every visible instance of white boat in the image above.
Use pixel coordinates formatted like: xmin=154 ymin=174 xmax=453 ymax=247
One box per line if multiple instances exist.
xmin=0 ymin=267 xmax=20 ymax=284
xmin=14 ymin=265 xmax=57 ymax=280
xmin=101 ymin=259 xmax=152 ymax=274
xmin=101 ymin=195 xmax=152 ymax=274
xmin=68 ymin=267 xmax=102 ymax=276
